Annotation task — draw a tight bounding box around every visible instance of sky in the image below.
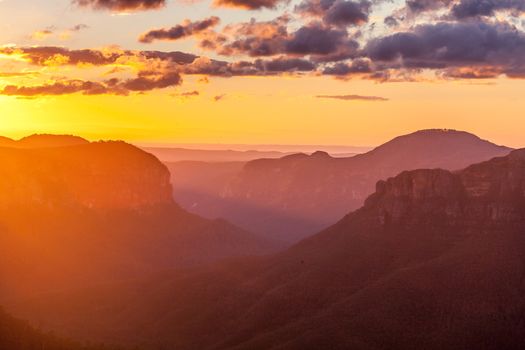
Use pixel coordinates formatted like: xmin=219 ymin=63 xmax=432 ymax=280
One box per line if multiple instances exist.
xmin=0 ymin=0 xmax=524 ymax=148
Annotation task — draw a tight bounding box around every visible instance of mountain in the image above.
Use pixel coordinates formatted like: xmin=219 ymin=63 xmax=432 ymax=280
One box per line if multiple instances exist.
xmin=12 ymin=149 xmax=525 ymax=350
xmin=177 ymin=129 xmax=512 ymax=243
xmin=0 ymin=136 xmax=16 ymax=147
xmin=0 ymin=136 xmax=275 ymax=300
xmin=0 ymin=134 xmax=89 ymax=148
xmin=141 ymin=144 xmax=366 ymax=163
xmin=143 ymin=147 xmax=293 ymax=162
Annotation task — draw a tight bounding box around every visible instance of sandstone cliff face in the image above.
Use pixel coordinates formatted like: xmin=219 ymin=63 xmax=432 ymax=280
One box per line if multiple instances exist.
xmin=0 ymin=141 xmax=173 ymax=210
xmin=365 ymin=149 xmax=525 ymax=227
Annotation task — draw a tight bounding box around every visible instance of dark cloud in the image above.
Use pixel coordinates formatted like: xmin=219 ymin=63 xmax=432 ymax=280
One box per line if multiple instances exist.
xmin=120 ymin=71 xmax=182 ymax=91
xmin=213 ymin=17 xmax=290 ymax=57
xmin=207 ymin=19 xmax=358 ymax=61
xmin=452 ymin=0 xmax=525 ymax=19
xmin=0 ymin=71 xmax=182 ymax=97
xmin=295 ymin=0 xmax=336 ymax=16
xmin=139 ymin=17 xmax=220 ymax=43
xmin=175 ymin=90 xmax=200 ymax=97
xmin=0 ymin=47 xmax=123 ymax=66
xmin=285 ymin=24 xmax=353 ymax=55
xmin=384 ymin=15 xmax=399 ymax=27
xmin=365 ymin=21 xmax=525 ymax=78
xmin=296 ymin=0 xmax=371 ymax=27
xmin=1 ymin=80 xmax=116 ymax=97
xmin=213 ymin=0 xmax=283 ymax=10
xmin=406 ymin=0 xmax=453 ymax=13
xmin=324 ymin=1 xmax=371 ymax=26
xmin=179 ymin=56 xmax=317 ymax=77
xmin=316 ymin=94 xmax=389 ymax=101
xmin=0 ymin=47 xmax=197 ymax=66
xmin=254 ymin=57 xmax=316 ymax=72
xmin=73 ymin=0 xmax=166 ymax=11
xmin=322 ymin=58 xmax=372 ymax=75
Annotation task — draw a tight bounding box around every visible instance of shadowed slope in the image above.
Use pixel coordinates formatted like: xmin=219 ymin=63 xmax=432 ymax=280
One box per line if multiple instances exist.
xmin=0 ymin=307 xmax=121 ymax=350
xmin=14 ymin=149 xmax=525 ymax=350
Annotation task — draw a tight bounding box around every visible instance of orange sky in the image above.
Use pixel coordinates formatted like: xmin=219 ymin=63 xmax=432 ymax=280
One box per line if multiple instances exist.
xmin=1 ymin=0 xmax=524 ymax=148
xmin=2 ymin=74 xmax=524 ymax=148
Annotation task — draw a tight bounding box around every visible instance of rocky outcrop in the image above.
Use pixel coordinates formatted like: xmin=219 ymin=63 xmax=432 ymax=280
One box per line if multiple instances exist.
xmin=0 ymin=141 xmax=173 ymax=210
xmin=365 ymin=149 xmax=525 ymax=227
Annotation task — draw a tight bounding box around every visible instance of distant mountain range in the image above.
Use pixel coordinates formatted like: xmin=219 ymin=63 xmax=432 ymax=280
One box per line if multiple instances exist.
xmin=144 ymin=147 xmax=294 ymax=163
xmin=165 ymin=129 xmax=513 ymax=243
xmin=143 ymin=147 xmax=361 ymax=163
xmin=14 ymin=147 xmax=525 ymax=350
xmin=0 ymin=136 xmax=275 ymax=300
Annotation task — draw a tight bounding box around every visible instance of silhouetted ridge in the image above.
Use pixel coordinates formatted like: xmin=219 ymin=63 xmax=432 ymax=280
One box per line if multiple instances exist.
xmin=18 ymin=134 xmax=89 ymax=148
xmin=310 ymin=150 xmax=331 ymax=158
xmin=0 ymin=134 xmax=90 ymax=149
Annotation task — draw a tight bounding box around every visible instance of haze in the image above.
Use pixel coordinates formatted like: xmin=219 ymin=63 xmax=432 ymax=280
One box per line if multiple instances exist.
xmin=1 ymin=1 xmax=525 ymax=349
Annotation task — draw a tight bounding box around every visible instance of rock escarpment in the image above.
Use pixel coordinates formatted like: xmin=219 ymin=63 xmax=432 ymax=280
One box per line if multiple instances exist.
xmin=366 ymin=149 xmax=525 ymax=227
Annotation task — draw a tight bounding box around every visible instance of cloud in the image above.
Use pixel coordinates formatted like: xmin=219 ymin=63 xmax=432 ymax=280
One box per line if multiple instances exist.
xmin=316 ymin=94 xmax=388 ymax=101
xmin=214 ymin=94 xmax=226 ymax=101
xmin=1 ymin=80 xmax=115 ymax=97
xmin=365 ymin=21 xmax=525 ymax=78
xmin=173 ymin=90 xmax=200 ymax=97
xmin=0 ymin=72 xmax=38 ymax=77
xmin=405 ymin=0 xmax=453 ymax=14
xmin=30 ymin=28 xmax=55 ymax=41
xmin=452 ymin=0 xmax=525 ymax=19
xmin=286 ymin=24 xmax=357 ymax=57
xmin=322 ymin=58 xmax=372 ymax=75
xmin=295 ymin=0 xmax=371 ymax=27
xmin=30 ymin=25 xmax=90 ymax=41
xmin=0 ymin=71 xmax=182 ymax=97
xmin=0 ymin=46 xmax=123 ymax=66
xmin=73 ymin=0 xmax=166 ymax=11
xmin=324 ymin=1 xmax=371 ymax=26
xmin=210 ymin=16 xmax=290 ymax=57
xmin=254 ymin=57 xmax=316 ymax=72
xmin=139 ymin=17 xmax=221 ymax=43
xmin=212 ymin=0 xmax=284 ymax=10
xmin=0 ymin=46 xmax=197 ymax=66
xmin=71 ymin=24 xmax=90 ymax=32
xmin=210 ymin=19 xmax=359 ymax=61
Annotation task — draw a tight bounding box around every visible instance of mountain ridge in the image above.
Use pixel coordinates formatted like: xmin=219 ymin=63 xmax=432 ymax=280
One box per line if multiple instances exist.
xmin=179 ymin=129 xmax=513 ymax=242
xmin=11 ymin=147 xmax=525 ymax=350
